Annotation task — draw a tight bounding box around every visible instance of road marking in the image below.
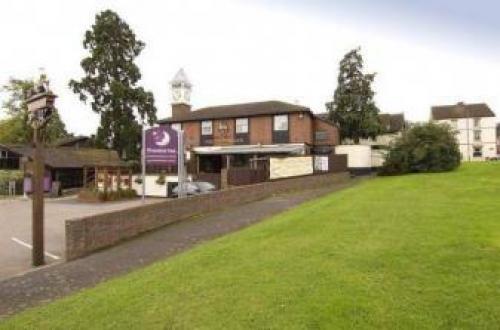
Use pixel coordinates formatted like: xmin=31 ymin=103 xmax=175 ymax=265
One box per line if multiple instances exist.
xmin=11 ymin=237 xmax=61 ymax=260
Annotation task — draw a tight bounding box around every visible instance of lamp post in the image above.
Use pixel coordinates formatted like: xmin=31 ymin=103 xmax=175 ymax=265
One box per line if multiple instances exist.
xmin=26 ymin=77 xmax=56 ymax=267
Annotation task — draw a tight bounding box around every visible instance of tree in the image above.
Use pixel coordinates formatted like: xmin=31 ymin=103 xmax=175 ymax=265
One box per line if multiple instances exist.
xmin=69 ymin=9 xmax=157 ymax=160
xmin=0 ymin=77 xmax=70 ymax=144
xmin=327 ymin=48 xmax=381 ymax=143
xmin=380 ymin=122 xmax=461 ymax=175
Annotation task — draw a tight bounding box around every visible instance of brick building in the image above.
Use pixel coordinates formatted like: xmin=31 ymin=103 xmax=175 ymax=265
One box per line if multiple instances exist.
xmin=157 ymin=69 xmax=340 ymax=186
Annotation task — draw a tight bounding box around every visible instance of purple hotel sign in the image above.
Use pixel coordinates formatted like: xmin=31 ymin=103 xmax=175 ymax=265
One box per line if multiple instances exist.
xmin=145 ymin=126 xmax=178 ymax=166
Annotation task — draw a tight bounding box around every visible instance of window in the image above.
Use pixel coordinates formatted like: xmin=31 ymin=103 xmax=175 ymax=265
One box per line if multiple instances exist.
xmin=0 ymin=151 xmax=7 ymax=159
xmin=473 ymin=118 xmax=481 ymax=128
xmin=315 ymin=131 xmax=328 ymax=141
xmin=450 ymin=119 xmax=458 ymax=129
xmin=273 ymin=115 xmax=288 ymax=131
xmin=474 ymin=130 xmax=481 ymax=142
xmin=473 ymin=146 xmax=482 ymax=158
xmin=201 ymin=121 xmax=212 ymax=135
xmin=171 ymin=123 xmax=181 ymax=131
xmin=235 ymin=118 xmax=248 ymax=134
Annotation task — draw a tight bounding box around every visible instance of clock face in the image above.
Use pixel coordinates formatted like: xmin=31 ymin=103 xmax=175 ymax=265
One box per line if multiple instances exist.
xmin=172 ymin=89 xmax=182 ymax=102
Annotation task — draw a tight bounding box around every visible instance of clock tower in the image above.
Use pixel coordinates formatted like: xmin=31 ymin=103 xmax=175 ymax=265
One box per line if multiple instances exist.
xmin=171 ymin=68 xmax=192 ymax=119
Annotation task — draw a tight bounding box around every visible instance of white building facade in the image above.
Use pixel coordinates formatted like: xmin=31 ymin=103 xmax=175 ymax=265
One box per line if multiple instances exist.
xmin=431 ymin=103 xmax=497 ymax=161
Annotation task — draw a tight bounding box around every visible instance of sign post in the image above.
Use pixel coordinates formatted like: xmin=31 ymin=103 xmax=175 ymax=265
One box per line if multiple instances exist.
xmin=141 ymin=121 xmax=146 ymax=203
xmin=177 ymin=130 xmax=185 ymax=198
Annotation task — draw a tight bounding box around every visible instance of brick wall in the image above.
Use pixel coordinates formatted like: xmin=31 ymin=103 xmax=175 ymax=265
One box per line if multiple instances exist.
xmin=183 ymin=121 xmax=200 ymax=148
xmin=290 ymin=113 xmax=313 ymax=144
xmin=249 ymin=116 xmax=272 ymax=144
xmin=314 ymin=118 xmax=340 ymax=146
xmin=213 ymin=119 xmax=235 ymax=146
xmin=66 ymin=172 xmax=350 ymax=260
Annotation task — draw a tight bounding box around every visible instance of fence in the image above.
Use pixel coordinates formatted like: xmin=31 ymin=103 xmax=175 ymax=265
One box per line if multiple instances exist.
xmin=227 ymin=167 xmax=268 ymax=186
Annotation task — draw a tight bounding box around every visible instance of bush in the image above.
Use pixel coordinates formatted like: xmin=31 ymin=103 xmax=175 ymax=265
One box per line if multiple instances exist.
xmin=79 ymin=188 xmax=138 ymax=202
xmin=0 ymin=170 xmax=23 ymax=195
xmin=380 ymin=122 xmax=461 ymax=175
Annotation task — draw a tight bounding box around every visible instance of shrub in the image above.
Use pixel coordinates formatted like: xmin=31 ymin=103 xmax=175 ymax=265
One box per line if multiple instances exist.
xmin=380 ymin=122 xmax=461 ymax=175
xmin=79 ymin=188 xmax=138 ymax=202
xmin=0 ymin=170 xmax=24 ymax=195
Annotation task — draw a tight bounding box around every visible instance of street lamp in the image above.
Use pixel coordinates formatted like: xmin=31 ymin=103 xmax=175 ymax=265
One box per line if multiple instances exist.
xmin=26 ymin=77 xmax=56 ymax=266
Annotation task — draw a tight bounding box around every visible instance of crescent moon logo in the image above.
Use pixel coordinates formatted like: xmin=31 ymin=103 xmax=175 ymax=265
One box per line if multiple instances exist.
xmin=155 ymin=131 xmax=170 ymax=146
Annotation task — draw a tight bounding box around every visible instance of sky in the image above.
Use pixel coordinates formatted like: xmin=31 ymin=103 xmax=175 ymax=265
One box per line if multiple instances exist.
xmin=1 ymin=0 xmax=499 ymax=135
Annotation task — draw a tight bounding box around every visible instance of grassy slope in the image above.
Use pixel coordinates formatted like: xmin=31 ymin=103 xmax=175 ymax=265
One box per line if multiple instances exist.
xmin=2 ymin=163 xmax=500 ymax=329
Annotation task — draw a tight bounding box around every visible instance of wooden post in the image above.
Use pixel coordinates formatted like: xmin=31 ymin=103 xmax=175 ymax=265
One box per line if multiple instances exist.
xmin=103 ymin=167 xmax=108 ymax=195
xmin=94 ymin=166 xmax=98 ymax=189
xmin=83 ymin=166 xmax=88 ymax=189
xmin=128 ymin=168 xmax=132 ymax=190
xmin=117 ymin=167 xmax=122 ymax=191
xmin=32 ymin=128 xmax=45 ymax=266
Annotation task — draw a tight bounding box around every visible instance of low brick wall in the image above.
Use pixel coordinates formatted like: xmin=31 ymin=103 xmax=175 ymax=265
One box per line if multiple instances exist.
xmin=65 ymin=172 xmax=350 ymax=260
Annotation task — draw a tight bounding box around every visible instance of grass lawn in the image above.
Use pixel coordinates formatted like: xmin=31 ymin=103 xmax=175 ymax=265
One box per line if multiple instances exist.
xmin=2 ymin=163 xmax=500 ymax=329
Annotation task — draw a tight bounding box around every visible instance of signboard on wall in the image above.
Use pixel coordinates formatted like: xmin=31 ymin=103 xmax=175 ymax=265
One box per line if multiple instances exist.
xmin=145 ymin=126 xmax=178 ymax=166
xmin=270 ymin=156 xmax=313 ymax=179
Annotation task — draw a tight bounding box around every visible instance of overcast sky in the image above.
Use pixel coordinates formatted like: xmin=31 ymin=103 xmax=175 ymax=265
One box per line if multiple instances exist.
xmin=1 ymin=0 xmax=499 ymax=135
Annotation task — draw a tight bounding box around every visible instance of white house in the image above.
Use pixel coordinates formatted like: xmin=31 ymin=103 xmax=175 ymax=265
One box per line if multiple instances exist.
xmin=431 ymin=102 xmax=497 ymax=161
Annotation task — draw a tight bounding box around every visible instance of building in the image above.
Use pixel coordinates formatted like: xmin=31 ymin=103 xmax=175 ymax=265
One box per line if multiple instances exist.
xmin=431 ymin=102 xmax=497 ymax=161
xmin=316 ymin=112 xmax=406 ymax=147
xmin=157 ymin=69 xmax=341 ymax=187
xmin=53 ymin=135 xmax=92 ymax=148
xmin=0 ymin=144 xmax=124 ymax=190
xmin=497 ymin=123 xmax=500 ymax=155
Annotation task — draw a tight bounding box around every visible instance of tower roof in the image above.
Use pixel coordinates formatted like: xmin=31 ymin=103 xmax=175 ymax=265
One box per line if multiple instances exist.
xmin=170 ymin=68 xmax=192 ymax=87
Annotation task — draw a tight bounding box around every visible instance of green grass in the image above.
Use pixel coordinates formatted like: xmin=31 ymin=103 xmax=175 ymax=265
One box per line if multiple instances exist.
xmin=2 ymin=163 xmax=500 ymax=329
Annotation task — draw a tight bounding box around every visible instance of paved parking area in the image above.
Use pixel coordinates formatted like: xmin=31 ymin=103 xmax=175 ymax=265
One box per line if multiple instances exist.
xmin=0 ymin=196 xmax=161 ymax=280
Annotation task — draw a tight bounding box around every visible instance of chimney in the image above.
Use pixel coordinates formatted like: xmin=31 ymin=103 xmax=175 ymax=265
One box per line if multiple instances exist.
xmin=172 ymin=103 xmax=191 ymax=119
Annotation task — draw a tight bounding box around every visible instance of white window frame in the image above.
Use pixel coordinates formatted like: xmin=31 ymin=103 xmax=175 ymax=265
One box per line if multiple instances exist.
xmin=473 ymin=146 xmax=483 ymax=158
xmin=450 ymin=119 xmax=458 ymax=129
xmin=235 ymin=118 xmax=249 ymax=134
xmin=473 ymin=130 xmax=481 ymax=142
xmin=201 ymin=120 xmax=212 ymax=136
xmin=273 ymin=114 xmax=288 ymax=131
xmin=171 ymin=123 xmax=182 ymax=132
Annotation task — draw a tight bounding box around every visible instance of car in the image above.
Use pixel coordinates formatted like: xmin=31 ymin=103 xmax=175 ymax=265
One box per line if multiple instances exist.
xmin=171 ymin=181 xmax=216 ymax=197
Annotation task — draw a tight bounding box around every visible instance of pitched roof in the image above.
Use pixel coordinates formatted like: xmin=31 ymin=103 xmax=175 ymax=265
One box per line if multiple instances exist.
xmin=53 ymin=135 xmax=90 ymax=147
xmin=171 ymin=68 xmax=192 ymax=87
xmin=3 ymin=145 xmax=125 ymax=168
xmin=159 ymin=101 xmax=311 ymax=123
xmin=378 ymin=113 xmax=406 ymax=133
xmin=431 ymin=103 xmax=495 ymax=120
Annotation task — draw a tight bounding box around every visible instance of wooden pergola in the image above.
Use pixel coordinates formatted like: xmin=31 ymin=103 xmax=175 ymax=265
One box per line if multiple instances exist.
xmin=83 ymin=162 xmax=132 ymax=193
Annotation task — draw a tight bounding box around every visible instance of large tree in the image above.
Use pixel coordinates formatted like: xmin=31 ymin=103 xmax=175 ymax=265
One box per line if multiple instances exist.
xmin=0 ymin=77 xmax=70 ymax=144
xmin=69 ymin=9 xmax=157 ymax=160
xmin=327 ymin=48 xmax=381 ymax=143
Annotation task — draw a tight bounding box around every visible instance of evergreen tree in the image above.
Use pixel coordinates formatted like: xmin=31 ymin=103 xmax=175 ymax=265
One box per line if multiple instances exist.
xmin=69 ymin=9 xmax=156 ymax=160
xmin=0 ymin=76 xmax=70 ymax=144
xmin=327 ymin=48 xmax=381 ymax=143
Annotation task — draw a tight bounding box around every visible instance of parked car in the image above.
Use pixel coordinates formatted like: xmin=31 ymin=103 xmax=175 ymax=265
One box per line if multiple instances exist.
xmin=172 ymin=181 xmax=216 ymax=197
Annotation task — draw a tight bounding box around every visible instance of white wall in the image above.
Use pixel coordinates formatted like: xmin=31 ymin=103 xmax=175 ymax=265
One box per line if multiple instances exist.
xmin=436 ymin=117 xmax=497 ymax=161
xmin=335 ymin=145 xmax=374 ymax=168
xmin=270 ymin=157 xmax=313 ymax=179
xmin=131 ymin=175 xmax=191 ymax=198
